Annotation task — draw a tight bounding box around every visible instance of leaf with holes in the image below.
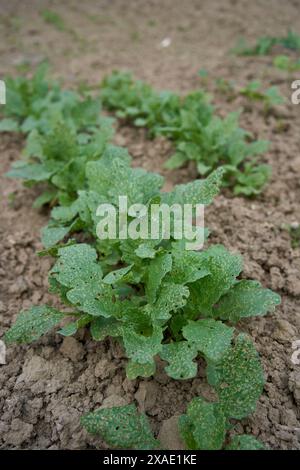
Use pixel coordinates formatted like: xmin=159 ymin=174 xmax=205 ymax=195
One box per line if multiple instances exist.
xmin=160 ymin=341 xmax=198 ymax=380
xmin=49 ymin=244 xmax=115 ymax=317
xmin=146 ymin=282 xmax=190 ymax=323
xmin=184 ymin=245 xmax=243 ymax=316
xmin=179 ymin=397 xmax=226 ymax=450
xmin=126 ymin=360 xmax=156 ymax=379
xmin=182 ymin=319 xmax=234 ymax=362
xmin=165 ymin=249 xmax=210 ymax=285
xmin=213 ymin=280 xmax=281 ymax=322
xmin=226 ymin=434 xmax=265 ymax=450
xmin=122 ymin=325 xmax=163 ymax=365
xmin=207 ymin=334 xmax=264 ymax=419
xmin=145 ymin=252 xmax=173 ymax=303
xmin=81 ymin=404 xmax=159 ymax=449
xmin=4 ymin=306 xmax=65 ymax=344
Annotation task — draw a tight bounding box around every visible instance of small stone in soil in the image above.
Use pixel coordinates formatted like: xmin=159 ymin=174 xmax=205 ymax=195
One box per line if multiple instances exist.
xmin=0 ymin=340 xmax=6 ymax=365
xmin=158 ymin=415 xmax=185 ymax=450
xmin=60 ymin=337 xmax=85 ymax=362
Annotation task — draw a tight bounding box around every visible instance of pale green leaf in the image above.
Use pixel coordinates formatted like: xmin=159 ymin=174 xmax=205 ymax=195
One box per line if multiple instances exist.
xmin=6 ymin=162 xmax=54 ymax=181
xmin=122 ymin=325 xmax=163 ymax=364
xmin=213 ymin=280 xmax=281 ymax=322
xmin=58 ymin=314 xmax=92 ymax=336
xmin=90 ymin=317 xmax=123 ymax=341
xmin=160 ymin=341 xmax=198 ymax=380
xmin=182 ymin=319 xmax=234 ymax=362
xmin=126 ymin=360 xmax=156 ymax=379
xmin=184 ymin=245 xmax=243 ymax=316
xmin=0 ymin=118 xmax=19 ymax=132
xmin=226 ymin=434 xmax=265 ymax=450
xmin=4 ymin=306 xmax=64 ymax=344
xmin=147 ymin=282 xmax=190 ymax=322
xmin=179 ymin=397 xmax=226 ymax=450
xmin=207 ymin=334 xmax=264 ymax=419
xmin=103 ymin=265 xmax=133 ymax=285
xmin=81 ymin=404 xmax=158 ymax=449
xmin=145 ymin=253 xmax=173 ymax=303
xmin=164 ymin=167 xmax=224 ymax=206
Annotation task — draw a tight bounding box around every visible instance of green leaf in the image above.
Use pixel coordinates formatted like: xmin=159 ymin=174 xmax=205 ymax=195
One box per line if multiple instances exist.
xmin=226 ymin=434 xmax=265 ymax=450
xmin=86 ymin=146 xmax=163 ymax=205
xmin=122 ymin=325 xmax=163 ymax=364
xmin=32 ymin=190 xmax=57 ymax=208
xmin=207 ymin=334 xmax=264 ymax=419
xmin=81 ymin=404 xmax=159 ymax=449
xmin=50 ymin=244 xmax=113 ymax=317
xmin=184 ymin=245 xmax=243 ymax=316
xmin=165 ymin=167 xmax=224 ymax=206
xmin=274 ymin=54 xmax=300 ymax=72
xmin=160 ymin=341 xmax=198 ymax=380
xmin=41 ymin=224 xmax=73 ymax=249
xmin=90 ymin=317 xmax=123 ymax=341
xmin=178 ymin=415 xmax=195 ymax=449
xmin=24 ymin=129 xmax=44 ymax=158
xmin=167 ymin=250 xmax=210 ymax=285
xmin=0 ymin=118 xmax=19 ymax=132
xmin=135 ymin=244 xmax=157 ymax=259
xmin=58 ymin=314 xmax=92 ymax=336
xmin=196 ymin=161 xmax=212 ymax=176
xmin=51 ymin=198 xmax=83 ymax=223
xmin=164 ymin=152 xmax=187 ymax=170
xmin=4 ymin=306 xmax=64 ymax=344
xmin=234 ymin=163 xmax=271 ymax=196
xmin=146 ymin=253 xmax=173 ymax=303
xmin=264 ymin=86 xmax=284 ymax=106
xmin=147 ymin=282 xmax=190 ymax=322
xmin=213 ymin=280 xmax=281 ymax=322
xmin=51 ymin=244 xmax=101 ymax=287
xmin=126 ymin=360 xmax=156 ymax=379
xmin=182 ymin=319 xmax=234 ymax=362
xmin=6 ymin=162 xmax=54 ymax=181
xmin=248 ymin=140 xmax=269 ymax=155
xmin=179 ymin=397 xmax=226 ymax=450
xmin=103 ymin=265 xmax=133 ymax=285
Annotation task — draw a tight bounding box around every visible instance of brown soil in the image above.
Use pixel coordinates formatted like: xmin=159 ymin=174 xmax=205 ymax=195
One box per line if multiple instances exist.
xmin=0 ymin=0 xmax=300 ymax=450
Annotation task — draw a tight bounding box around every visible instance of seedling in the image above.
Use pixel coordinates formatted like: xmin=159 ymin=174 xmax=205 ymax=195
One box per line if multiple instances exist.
xmin=232 ymin=36 xmax=276 ymax=56
xmin=232 ymin=30 xmax=300 ymax=56
xmin=273 ymin=55 xmax=300 ymax=72
xmin=215 ymin=78 xmax=236 ymax=98
xmin=41 ymin=9 xmax=66 ymax=32
xmin=282 ymin=222 xmax=300 ymax=248
xmin=240 ymin=80 xmax=285 ymax=111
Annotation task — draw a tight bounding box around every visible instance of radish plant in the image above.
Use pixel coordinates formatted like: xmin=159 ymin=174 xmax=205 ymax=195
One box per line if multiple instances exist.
xmin=100 ymin=71 xmax=271 ymax=196
xmin=1 ymin=65 xmax=114 ymax=206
